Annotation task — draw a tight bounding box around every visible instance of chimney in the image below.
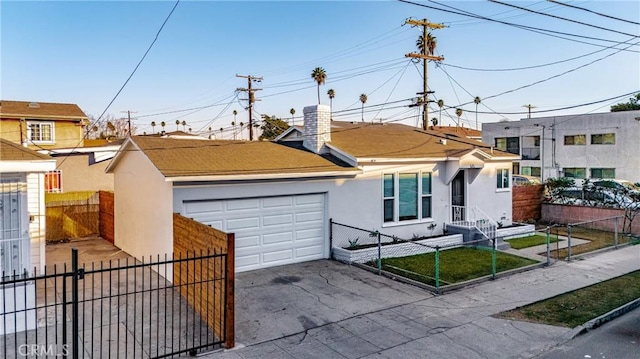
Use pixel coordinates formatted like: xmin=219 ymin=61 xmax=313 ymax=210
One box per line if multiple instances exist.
xmin=303 ymin=104 xmax=331 ymax=154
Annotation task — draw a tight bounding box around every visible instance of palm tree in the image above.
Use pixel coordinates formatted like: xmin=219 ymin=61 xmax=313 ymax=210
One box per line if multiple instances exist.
xmin=455 ymin=108 xmax=463 ymax=127
xmin=289 ymin=108 xmax=296 ymax=126
xmin=208 ymin=127 xmax=213 ymax=139
xmin=311 ymin=67 xmax=327 ymax=104
xmin=219 ymin=127 xmax=224 ymax=139
xmin=437 ymin=99 xmax=444 ymax=126
xmin=231 ymin=121 xmax=236 ymax=140
xmin=175 ymin=120 xmax=180 ymax=131
xmin=359 ymin=93 xmax=368 ymax=122
xmin=239 ymin=122 xmax=244 ymax=140
xmin=160 ymin=121 xmax=166 ymax=132
xmin=431 ymin=117 xmax=438 ymax=127
xmin=473 ymin=96 xmax=481 ymax=130
xmin=416 ymin=32 xmax=437 ymax=56
xmin=327 ymin=89 xmax=335 ymax=119
xmin=181 ymin=120 xmax=187 ymax=132
xmin=151 ymin=121 xmax=156 ymax=134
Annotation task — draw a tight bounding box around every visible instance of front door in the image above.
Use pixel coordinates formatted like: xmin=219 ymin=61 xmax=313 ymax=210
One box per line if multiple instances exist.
xmin=0 ymin=177 xmax=28 ymax=275
xmin=451 ymin=170 xmax=465 ymax=221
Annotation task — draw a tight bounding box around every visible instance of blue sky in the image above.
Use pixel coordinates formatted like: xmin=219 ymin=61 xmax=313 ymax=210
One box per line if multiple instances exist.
xmin=2 ymin=0 xmax=639 ymax=137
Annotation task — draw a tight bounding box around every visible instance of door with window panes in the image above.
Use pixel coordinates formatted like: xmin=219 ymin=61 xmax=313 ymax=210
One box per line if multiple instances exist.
xmin=0 ymin=177 xmax=29 ymax=276
xmin=451 ymin=170 xmax=465 ymax=221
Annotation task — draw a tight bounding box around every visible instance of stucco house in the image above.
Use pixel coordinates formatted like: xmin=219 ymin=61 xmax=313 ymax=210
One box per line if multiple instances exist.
xmin=106 ymin=105 xmax=518 ymax=273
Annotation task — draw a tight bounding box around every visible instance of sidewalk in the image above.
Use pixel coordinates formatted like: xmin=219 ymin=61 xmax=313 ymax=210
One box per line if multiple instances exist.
xmin=201 ymin=244 xmax=640 ymax=359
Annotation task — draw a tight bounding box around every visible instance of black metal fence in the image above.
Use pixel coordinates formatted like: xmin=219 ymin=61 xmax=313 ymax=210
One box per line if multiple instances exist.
xmin=0 ymin=248 xmax=228 ymax=358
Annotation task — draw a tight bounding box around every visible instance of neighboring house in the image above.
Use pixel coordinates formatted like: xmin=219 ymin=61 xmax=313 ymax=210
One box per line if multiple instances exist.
xmin=0 ymin=139 xmax=57 ymax=275
xmin=0 ymin=100 xmax=89 ymax=150
xmin=107 ymin=105 xmax=517 ymax=273
xmin=482 ymin=110 xmax=640 ymax=183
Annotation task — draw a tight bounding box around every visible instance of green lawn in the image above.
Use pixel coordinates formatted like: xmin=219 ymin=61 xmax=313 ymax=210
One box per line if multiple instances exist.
xmin=496 ymin=270 xmax=640 ymax=328
xmin=507 ymin=234 xmax=560 ymax=250
xmin=375 ymin=247 xmax=539 ymax=286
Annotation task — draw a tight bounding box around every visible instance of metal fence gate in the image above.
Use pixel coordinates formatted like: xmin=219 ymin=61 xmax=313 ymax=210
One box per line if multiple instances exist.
xmin=0 ymin=248 xmax=232 ymax=358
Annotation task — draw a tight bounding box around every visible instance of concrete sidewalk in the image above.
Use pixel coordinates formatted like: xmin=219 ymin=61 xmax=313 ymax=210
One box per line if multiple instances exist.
xmin=201 ymin=245 xmax=640 ymax=359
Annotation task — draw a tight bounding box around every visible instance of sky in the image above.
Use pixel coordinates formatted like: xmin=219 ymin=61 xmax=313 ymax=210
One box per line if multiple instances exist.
xmin=2 ymin=0 xmax=639 ymax=138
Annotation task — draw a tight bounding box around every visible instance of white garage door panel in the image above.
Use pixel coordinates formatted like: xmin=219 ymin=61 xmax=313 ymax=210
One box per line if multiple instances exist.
xmin=183 ymin=193 xmax=326 ymax=272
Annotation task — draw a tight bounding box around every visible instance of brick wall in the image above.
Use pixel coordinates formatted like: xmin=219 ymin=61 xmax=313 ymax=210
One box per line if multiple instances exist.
xmin=98 ymin=191 xmax=114 ymax=243
xmin=512 ymin=185 xmax=544 ymax=222
xmin=173 ymin=213 xmax=234 ymax=348
xmin=542 ymin=203 xmax=640 ymax=234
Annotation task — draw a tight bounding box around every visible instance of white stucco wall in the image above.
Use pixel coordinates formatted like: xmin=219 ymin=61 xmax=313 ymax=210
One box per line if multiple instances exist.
xmin=113 ymin=149 xmax=173 ymax=260
xmin=465 ymin=161 xmax=514 ymax=226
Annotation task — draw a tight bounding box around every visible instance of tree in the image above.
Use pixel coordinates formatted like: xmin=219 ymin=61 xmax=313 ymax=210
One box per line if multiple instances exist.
xmin=359 ymin=93 xmax=368 ymax=122
xmin=311 ymin=67 xmax=327 ymax=104
xmin=610 ymin=93 xmax=640 ymax=112
xmin=151 ymin=121 xmax=156 ymax=134
xmin=219 ymin=127 xmax=224 ymax=139
xmin=455 ymin=108 xmax=463 ymax=126
xmin=437 ymin=99 xmax=444 ymax=126
xmin=416 ymin=32 xmax=437 ymax=56
xmin=473 ymin=96 xmax=481 ymax=130
xmin=239 ymin=122 xmax=244 ymax=140
xmin=259 ymin=114 xmax=290 ymax=141
xmin=231 ymin=121 xmax=236 ymax=140
xmin=175 ymin=120 xmax=180 ymax=131
xmin=86 ymin=114 xmax=135 ymax=139
xmin=160 ymin=121 xmax=166 ymax=132
xmin=431 ymin=117 xmax=438 ymax=127
xmin=181 ymin=120 xmax=187 ymax=132
xmin=327 ymin=89 xmax=335 ymax=119
xmin=289 ymin=108 xmax=296 ymax=126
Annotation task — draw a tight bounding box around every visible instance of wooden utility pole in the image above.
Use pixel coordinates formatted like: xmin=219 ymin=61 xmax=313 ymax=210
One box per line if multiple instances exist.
xmin=236 ymin=74 xmax=262 ymax=140
xmin=121 ymin=110 xmax=137 ymax=136
xmin=405 ymin=19 xmax=445 ymax=130
xmin=523 ymin=104 xmax=537 ymax=119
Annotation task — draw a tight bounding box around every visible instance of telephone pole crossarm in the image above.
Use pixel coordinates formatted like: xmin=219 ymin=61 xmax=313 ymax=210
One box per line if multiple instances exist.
xmin=236 ymin=74 xmax=263 ymax=140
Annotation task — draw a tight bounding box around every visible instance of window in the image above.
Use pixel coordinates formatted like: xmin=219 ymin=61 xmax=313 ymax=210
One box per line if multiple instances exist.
xmin=564 ymin=135 xmax=586 ymax=145
xmin=495 ymin=137 xmax=520 ymax=155
xmin=497 ymin=169 xmax=510 ymax=189
xmin=521 ymin=166 xmax=541 ymax=177
xmin=45 ymin=170 xmax=62 ymax=193
xmin=591 ymin=133 xmax=615 ymax=145
xmin=564 ymin=168 xmax=586 ymax=179
xmin=522 ymin=136 xmax=540 ymax=160
xmin=383 ymin=171 xmax=433 ymax=223
xmin=590 ymin=168 xmax=615 ymax=179
xmin=0 ymin=178 xmax=29 ymax=276
xmin=28 ymin=121 xmax=54 ymax=143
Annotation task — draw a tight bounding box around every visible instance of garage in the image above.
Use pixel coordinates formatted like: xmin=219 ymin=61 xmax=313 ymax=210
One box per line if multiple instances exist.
xmin=182 ymin=193 xmax=327 ymax=272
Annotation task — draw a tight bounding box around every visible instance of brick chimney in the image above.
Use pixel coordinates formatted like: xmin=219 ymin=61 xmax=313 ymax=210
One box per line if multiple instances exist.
xmin=303 ymin=104 xmax=331 ymax=154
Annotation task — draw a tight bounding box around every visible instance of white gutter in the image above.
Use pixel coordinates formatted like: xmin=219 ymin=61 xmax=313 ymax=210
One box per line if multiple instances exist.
xmin=356 ymin=157 xmax=451 ymax=164
xmin=0 ymin=160 xmax=57 ymax=173
xmin=165 ymin=169 xmax=362 ymax=182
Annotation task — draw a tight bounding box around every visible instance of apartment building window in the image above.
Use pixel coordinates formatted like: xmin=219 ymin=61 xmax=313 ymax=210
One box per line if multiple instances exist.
xmin=495 ymin=137 xmax=520 ymax=155
xmin=44 ymin=170 xmax=62 ymax=193
xmin=522 ymin=136 xmax=540 ymax=160
xmin=591 ymin=133 xmax=615 ymax=145
xmin=28 ymin=121 xmax=54 ymax=143
xmin=564 ymin=135 xmax=586 ymax=145
xmin=521 ymin=166 xmax=541 ymax=177
xmin=497 ymin=169 xmax=510 ymax=189
xmin=590 ymin=168 xmax=615 ymax=179
xmin=564 ymin=168 xmax=586 ymax=179
xmin=383 ymin=172 xmax=433 ymax=223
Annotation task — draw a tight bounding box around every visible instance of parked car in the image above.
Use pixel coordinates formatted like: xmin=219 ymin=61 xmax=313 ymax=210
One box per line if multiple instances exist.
xmin=552 ymin=187 xmax=640 ymax=209
xmin=590 ymin=179 xmax=640 ymax=195
xmin=512 ymin=175 xmax=542 ymax=186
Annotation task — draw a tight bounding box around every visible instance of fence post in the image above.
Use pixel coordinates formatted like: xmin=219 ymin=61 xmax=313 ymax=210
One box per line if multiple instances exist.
xmin=435 ymin=246 xmax=440 ymax=294
xmin=71 ymin=248 xmax=81 ymax=359
xmin=377 ymin=232 xmax=381 ymax=275
xmin=491 ymin=242 xmax=496 ymax=280
xmin=329 ymin=218 xmax=333 ymax=259
xmin=225 ymin=234 xmax=235 ymax=349
xmin=614 ymin=217 xmax=619 ymax=249
xmin=546 ymin=226 xmax=550 ymax=266
xmin=567 ymin=225 xmax=572 ymax=262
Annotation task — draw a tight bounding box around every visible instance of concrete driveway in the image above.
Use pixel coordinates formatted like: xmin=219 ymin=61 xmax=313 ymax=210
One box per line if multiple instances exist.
xmin=234 ymin=260 xmax=434 ymax=346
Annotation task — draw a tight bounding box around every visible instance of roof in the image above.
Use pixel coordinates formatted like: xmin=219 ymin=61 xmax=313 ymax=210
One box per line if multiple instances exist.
xmin=0 ymin=138 xmax=52 ymax=161
xmin=327 ymin=121 xmax=515 ymax=160
xmin=430 ymin=125 xmax=482 ymax=138
xmin=108 ymin=136 xmax=359 ymax=179
xmin=0 ymin=100 xmax=88 ymax=120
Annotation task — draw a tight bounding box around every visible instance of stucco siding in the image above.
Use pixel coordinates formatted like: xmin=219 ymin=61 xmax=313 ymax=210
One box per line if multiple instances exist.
xmin=113 ymin=149 xmax=172 ymax=260
xmin=465 ymin=162 xmax=513 ymax=226
xmin=56 ymin=155 xmax=114 ymax=192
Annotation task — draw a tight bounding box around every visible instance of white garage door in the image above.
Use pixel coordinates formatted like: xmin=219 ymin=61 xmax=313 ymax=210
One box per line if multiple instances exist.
xmin=183 ymin=193 xmax=327 ymax=272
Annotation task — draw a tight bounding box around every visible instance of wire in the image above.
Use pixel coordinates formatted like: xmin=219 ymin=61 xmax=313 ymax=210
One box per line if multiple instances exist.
xmin=547 ymin=0 xmax=640 ymax=26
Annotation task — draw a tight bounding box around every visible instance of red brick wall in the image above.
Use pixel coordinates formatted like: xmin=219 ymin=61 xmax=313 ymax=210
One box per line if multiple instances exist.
xmin=512 ymin=185 xmax=544 ymax=222
xmin=98 ymin=191 xmax=115 ymax=243
xmin=173 ymin=213 xmax=234 ymax=348
xmin=542 ymin=203 xmax=640 ymax=234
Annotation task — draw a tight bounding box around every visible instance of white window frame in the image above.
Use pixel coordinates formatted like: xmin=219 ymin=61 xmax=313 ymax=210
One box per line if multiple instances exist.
xmin=497 ymin=168 xmax=510 ymax=191
xmin=383 ymin=171 xmax=433 ymax=226
xmin=27 ymin=120 xmax=55 ymax=144
xmin=45 ymin=170 xmax=63 ymax=193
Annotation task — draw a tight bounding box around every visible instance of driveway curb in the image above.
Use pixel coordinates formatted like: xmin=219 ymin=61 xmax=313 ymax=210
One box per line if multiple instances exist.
xmin=568 ymin=297 xmax=640 ymax=340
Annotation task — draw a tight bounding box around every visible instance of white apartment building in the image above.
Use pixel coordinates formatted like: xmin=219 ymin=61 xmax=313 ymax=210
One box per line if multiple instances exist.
xmin=482 ymin=110 xmax=640 ymax=183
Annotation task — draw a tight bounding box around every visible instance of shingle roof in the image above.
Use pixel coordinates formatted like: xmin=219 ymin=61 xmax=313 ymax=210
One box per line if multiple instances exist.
xmin=129 ymin=136 xmax=357 ymax=178
xmin=0 ymin=100 xmax=88 ymax=120
xmin=328 ymin=121 xmax=514 ymax=159
xmin=0 ymin=138 xmax=51 ymax=161
xmin=430 ymin=125 xmax=482 ymax=138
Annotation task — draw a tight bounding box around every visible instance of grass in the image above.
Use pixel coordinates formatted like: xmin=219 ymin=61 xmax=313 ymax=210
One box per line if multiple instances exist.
xmin=496 ymin=270 xmax=640 ymax=328
xmin=374 ymin=247 xmax=539 ymax=286
xmin=507 ymin=234 xmax=560 ymax=250
xmin=544 ymin=226 xmax=633 ymax=259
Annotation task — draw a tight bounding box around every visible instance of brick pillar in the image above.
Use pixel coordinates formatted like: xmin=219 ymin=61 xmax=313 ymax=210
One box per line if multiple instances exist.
xmin=303 ymin=104 xmax=331 ymax=154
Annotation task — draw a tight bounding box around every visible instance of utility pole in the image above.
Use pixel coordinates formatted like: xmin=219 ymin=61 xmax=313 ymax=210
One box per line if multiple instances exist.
xmin=236 ymin=74 xmax=262 ymax=140
xmin=405 ymin=18 xmax=445 ymax=130
xmin=121 ymin=110 xmax=137 ymax=137
xmin=523 ymin=104 xmax=537 ymax=119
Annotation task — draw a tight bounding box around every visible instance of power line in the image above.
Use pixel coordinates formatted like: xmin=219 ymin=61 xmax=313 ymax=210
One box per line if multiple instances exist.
xmin=547 ymin=0 xmax=640 ymax=26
